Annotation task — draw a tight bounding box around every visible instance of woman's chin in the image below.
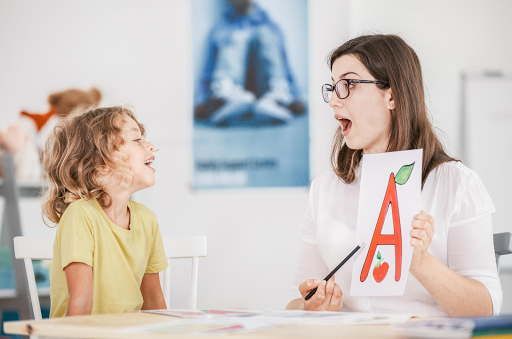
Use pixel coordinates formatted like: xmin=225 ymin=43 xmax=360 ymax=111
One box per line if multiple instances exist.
xmin=344 ymin=139 xmax=360 ymax=151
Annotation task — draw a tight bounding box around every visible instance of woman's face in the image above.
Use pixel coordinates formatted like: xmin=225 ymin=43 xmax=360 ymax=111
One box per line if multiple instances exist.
xmin=330 ymin=54 xmax=394 ymax=154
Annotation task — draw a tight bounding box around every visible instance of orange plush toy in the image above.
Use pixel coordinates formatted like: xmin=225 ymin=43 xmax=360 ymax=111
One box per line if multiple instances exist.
xmin=0 ymin=87 xmax=101 ymax=180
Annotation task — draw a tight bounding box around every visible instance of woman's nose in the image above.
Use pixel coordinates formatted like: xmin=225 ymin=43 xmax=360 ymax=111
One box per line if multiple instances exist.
xmin=329 ymin=92 xmax=341 ymax=109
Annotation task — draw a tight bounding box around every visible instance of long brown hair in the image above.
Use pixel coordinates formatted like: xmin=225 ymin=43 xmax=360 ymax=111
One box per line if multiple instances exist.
xmin=329 ymin=34 xmax=456 ymax=187
xmin=41 ymin=106 xmax=145 ymax=226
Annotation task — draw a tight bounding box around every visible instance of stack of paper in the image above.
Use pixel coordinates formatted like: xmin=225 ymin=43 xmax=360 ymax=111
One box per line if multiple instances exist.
xmin=469 ymin=314 xmax=512 ymax=337
xmin=120 ymin=318 xmax=282 ymax=335
xmin=394 ymin=318 xmax=475 ymax=339
xmin=120 ymin=309 xmax=412 ymax=335
xmin=395 ymin=315 xmax=512 ymax=339
xmin=143 ymin=309 xmax=411 ymax=324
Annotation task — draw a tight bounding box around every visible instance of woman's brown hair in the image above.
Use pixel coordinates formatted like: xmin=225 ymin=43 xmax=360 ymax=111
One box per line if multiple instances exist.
xmin=329 ymin=34 xmax=457 ymax=187
xmin=41 ymin=106 xmax=145 ymax=226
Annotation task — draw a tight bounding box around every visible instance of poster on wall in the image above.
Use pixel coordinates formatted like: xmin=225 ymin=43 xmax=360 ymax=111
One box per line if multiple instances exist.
xmin=192 ymin=0 xmax=309 ymax=189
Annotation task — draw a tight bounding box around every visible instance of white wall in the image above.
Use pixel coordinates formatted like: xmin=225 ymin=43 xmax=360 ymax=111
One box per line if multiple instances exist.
xmin=348 ymin=0 xmax=512 ymax=156
xmin=0 ymin=0 xmax=346 ymax=310
xmin=1 ymin=0 xmax=511 ymax=312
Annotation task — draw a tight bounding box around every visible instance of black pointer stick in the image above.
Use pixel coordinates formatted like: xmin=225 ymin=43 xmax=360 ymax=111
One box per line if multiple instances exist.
xmin=304 ymin=242 xmax=365 ymax=301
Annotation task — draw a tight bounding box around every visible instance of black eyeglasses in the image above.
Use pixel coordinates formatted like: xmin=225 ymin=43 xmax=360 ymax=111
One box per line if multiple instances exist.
xmin=322 ymin=79 xmax=387 ymax=103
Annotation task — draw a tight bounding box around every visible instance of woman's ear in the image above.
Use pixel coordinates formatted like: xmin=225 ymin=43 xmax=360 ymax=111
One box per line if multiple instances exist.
xmin=386 ymin=88 xmax=395 ymax=110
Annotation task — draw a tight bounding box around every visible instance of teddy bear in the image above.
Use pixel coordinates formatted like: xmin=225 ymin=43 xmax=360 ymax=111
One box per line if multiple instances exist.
xmin=0 ymin=87 xmax=102 ymax=181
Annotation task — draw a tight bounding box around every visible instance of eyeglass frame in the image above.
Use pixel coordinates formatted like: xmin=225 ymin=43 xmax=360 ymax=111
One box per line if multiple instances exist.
xmin=322 ymin=79 xmax=388 ymax=103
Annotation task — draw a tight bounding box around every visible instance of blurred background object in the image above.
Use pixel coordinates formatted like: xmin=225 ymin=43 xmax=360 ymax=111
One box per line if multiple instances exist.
xmin=0 ymin=87 xmax=101 ymax=182
xmin=194 ymin=0 xmax=305 ymax=126
xmin=192 ymin=0 xmax=309 ymax=189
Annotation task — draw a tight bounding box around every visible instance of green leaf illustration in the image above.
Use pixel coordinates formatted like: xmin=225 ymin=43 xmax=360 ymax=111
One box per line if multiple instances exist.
xmin=377 ymin=251 xmax=381 ymax=260
xmin=395 ymin=162 xmax=415 ymax=185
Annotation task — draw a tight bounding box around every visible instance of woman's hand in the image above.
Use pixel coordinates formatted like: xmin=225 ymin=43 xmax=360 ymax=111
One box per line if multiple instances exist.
xmin=409 ymin=210 xmax=435 ymax=273
xmin=298 ymin=276 xmax=343 ymax=311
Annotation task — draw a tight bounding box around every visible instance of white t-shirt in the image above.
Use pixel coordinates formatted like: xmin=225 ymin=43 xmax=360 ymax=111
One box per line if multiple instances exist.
xmin=291 ymin=161 xmax=503 ymax=316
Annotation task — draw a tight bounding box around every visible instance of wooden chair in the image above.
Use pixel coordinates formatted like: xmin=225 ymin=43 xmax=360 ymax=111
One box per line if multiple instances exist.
xmin=13 ymin=235 xmax=207 ymax=320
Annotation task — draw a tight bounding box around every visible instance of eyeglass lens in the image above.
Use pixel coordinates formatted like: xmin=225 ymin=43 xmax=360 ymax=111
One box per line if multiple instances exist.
xmin=322 ymin=85 xmax=332 ymax=103
xmin=322 ymin=80 xmax=349 ymax=103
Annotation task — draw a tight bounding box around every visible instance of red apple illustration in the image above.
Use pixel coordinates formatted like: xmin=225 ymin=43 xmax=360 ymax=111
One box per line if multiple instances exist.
xmin=373 ymin=251 xmax=389 ymax=283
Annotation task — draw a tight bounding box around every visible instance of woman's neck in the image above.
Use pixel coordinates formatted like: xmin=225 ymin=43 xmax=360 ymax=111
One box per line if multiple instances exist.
xmin=363 ymin=138 xmax=389 ymax=154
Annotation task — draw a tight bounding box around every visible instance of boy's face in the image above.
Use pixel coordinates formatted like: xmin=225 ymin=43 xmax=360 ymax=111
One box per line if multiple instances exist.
xmin=119 ymin=116 xmax=156 ymax=191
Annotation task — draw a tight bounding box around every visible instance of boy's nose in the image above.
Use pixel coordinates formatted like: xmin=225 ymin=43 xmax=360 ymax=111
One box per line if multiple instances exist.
xmin=148 ymin=141 xmax=159 ymax=152
xmin=145 ymin=140 xmax=155 ymax=151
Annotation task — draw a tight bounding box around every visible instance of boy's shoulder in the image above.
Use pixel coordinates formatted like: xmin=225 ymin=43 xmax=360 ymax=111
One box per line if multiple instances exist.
xmin=63 ymin=198 xmax=96 ymax=216
xmin=128 ymin=200 xmax=157 ymax=220
xmin=58 ymin=199 xmax=99 ymax=233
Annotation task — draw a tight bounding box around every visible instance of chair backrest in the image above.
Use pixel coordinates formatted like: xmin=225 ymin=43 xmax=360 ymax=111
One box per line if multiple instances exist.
xmin=13 ymin=235 xmax=207 ymax=320
xmin=494 ymin=232 xmax=512 ymax=275
xmin=13 ymin=236 xmax=53 ymax=321
xmin=161 ymin=236 xmax=207 ymax=309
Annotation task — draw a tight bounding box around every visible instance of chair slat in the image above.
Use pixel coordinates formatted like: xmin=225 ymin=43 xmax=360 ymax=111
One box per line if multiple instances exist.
xmin=14 ymin=237 xmax=53 ymax=260
xmin=161 ymin=236 xmax=207 ymax=309
xmin=162 ymin=236 xmax=207 ymax=258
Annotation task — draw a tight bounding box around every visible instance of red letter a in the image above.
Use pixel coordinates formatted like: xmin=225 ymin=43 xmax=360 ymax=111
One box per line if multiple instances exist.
xmin=360 ymin=173 xmax=402 ymax=282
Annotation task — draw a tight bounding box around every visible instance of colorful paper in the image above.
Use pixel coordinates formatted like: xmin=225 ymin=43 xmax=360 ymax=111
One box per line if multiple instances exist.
xmin=350 ymin=149 xmax=422 ymax=296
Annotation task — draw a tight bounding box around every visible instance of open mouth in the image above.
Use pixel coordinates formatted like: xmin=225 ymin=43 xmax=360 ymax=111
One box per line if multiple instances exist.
xmin=337 ymin=117 xmax=352 ymax=136
xmin=144 ymin=157 xmax=154 ymax=168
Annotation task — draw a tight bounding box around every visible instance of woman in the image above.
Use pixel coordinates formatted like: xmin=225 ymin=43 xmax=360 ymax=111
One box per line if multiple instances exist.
xmin=286 ymin=34 xmax=502 ymax=317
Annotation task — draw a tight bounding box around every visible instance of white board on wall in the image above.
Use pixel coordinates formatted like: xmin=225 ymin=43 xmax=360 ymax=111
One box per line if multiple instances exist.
xmin=463 ymin=74 xmax=512 ymax=269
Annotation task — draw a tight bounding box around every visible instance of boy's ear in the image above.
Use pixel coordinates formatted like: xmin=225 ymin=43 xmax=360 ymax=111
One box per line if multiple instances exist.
xmin=97 ymin=165 xmax=110 ymax=175
xmin=95 ymin=165 xmax=112 ymax=186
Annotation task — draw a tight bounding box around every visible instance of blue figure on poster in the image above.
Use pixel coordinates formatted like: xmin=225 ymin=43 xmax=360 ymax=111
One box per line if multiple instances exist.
xmin=194 ymin=0 xmax=305 ymax=127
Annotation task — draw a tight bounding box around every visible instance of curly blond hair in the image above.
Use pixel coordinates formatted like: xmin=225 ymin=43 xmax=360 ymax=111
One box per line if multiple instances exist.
xmin=41 ymin=106 xmax=145 ymax=226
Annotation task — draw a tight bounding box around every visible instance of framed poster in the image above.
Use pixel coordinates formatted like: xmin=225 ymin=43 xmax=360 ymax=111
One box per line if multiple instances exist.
xmin=192 ymin=0 xmax=309 ymax=188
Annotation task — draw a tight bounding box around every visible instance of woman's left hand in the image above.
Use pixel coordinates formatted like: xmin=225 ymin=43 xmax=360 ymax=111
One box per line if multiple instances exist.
xmin=409 ymin=210 xmax=435 ymax=272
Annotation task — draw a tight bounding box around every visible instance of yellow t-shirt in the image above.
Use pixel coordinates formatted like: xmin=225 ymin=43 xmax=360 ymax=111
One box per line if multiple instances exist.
xmin=49 ymin=198 xmax=168 ymax=318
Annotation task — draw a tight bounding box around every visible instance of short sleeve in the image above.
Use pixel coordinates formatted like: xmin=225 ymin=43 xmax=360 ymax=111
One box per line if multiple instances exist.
xmin=290 ymin=177 xmax=329 ymax=301
xmin=448 ymin=167 xmax=502 ymax=315
xmin=450 ymin=169 xmax=495 ymax=228
xmin=448 ymin=215 xmax=503 ymax=315
xmin=300 ymin=178 xmax=319 ymax=244
xmin=145 ymin=220 xmax=168 ymax=274
xmin=57 ymin=204 xmax=94 ymax=269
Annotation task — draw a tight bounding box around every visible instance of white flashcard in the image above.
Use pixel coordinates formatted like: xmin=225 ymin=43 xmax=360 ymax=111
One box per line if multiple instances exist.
xmin=350 ymin=149 xmax=422 ymax=296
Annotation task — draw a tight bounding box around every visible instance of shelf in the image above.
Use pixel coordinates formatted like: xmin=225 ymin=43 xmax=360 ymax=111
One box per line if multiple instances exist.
xmin=0 ymin=286 xmax=50 ymax=299
xmin=0 ymin=288 xmax=16 ymax=298
xmin=38 ymin=287 xmax=50 ymax=296
xmin=0 ymin=180 xmax=46 ymax=198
